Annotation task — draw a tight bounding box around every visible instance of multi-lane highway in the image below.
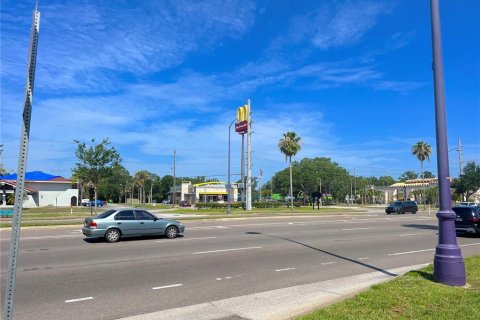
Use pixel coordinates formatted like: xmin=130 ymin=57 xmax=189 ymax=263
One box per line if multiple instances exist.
xmin=1 ymin=210 xmax=479 ymax=319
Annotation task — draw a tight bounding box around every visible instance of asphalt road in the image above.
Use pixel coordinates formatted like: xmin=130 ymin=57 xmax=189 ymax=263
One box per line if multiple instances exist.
xmin=1 ymin=210 xmax=479 ymax=320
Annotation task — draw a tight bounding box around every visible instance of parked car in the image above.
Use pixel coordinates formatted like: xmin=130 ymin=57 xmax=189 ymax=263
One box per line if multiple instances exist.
xmin=81 ymin=199 xmax=90 ymax=206
xmin=179 ymin=200 xmax=191 ymax=207
xmin=457 ymin=202 xmax=478 ymax=207
xmin=453 ymin=205 xmax=480 ymax=235
xmin=83 ymin=199 xmax=103 ymax=207
xmin=82 ymin=208 xmax=185 ymax=242
xmin=162 ymin=200 xmax=171 ymax=204
xmin=385 ymin=201 xmax=418 ymax=214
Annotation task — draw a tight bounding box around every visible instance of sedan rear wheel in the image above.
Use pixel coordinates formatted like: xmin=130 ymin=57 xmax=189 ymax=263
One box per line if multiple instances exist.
xmin=165 ymin=226 xmax=178 ymax=239
xmin=105 ymin=228 xmax=121 ymax=243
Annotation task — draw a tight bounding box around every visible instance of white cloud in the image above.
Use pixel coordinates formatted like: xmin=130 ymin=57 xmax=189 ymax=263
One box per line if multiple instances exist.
xmin=2 ymin=0 xmax=258 ymax=93
xmin=311 ymin=1 xmax=393 ymax=50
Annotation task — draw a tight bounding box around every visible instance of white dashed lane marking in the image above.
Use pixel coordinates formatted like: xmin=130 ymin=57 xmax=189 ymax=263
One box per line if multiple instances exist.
xmin=155 ymin=236 xmax=216 ymax=243
xmin=193 ymin=247 xmax=263 ymax=255
xmin=65 ymin=297 xmax=93 ymax=303
xmin=275 ymin=268 xmax=296 ymax=272
xmin=152 ymin=284 xmax=183 ymax=290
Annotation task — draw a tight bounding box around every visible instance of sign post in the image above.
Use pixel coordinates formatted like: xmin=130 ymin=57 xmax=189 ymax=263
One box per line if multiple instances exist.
xmin=4 ymin=5 xmax=41 ymax=320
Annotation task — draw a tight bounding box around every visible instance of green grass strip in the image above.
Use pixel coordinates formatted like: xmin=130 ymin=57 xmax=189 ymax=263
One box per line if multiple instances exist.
xmin=298 ymin=255 xmax=480 ymax=320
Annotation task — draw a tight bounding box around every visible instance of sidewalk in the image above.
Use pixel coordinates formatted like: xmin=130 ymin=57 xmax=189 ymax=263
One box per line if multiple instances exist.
xmin=119 ymin=263 xmax=428 ymax=320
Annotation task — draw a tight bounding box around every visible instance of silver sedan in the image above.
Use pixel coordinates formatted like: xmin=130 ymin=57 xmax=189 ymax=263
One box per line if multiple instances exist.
xmin=82 ymin=208 xmax=185 ymax=242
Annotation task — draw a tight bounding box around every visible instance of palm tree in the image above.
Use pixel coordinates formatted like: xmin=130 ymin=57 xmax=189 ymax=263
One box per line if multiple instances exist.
xmin=134 ymin=171 xmax=150 ymax=204
xmin=412 ymin=141 xmax=432 ymax=208
xmin=279 ymin=132 xmax=302 ymax=211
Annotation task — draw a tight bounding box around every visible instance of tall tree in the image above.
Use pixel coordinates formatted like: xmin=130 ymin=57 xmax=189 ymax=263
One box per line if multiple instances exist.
xmin=134 ymin=170 xmax=151 ymax=204
xmin=96 ymin=164 xmax=131 ymax=203
xmin=278 ymin=132 xmax=302 ymax=211
xmin=412 ymin=141 xmax=432 ymax=179
xmin=454 ymin=161 xmax=480 ymax=200
xmin=398 ymin=171 xmax=418 ymax=181
xmin=73 ymin=138 xmax=121 ymax=214
xmin=412 ymin=141 xmax=432 ymax=208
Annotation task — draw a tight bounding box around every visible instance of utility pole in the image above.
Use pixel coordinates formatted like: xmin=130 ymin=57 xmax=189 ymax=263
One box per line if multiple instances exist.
xmin=4 ymin=5 xmax=40 ymax=320
xmin=258 ymin=169 xmax=263 ymax=202
xmin=246 ymin=99 xmax=252 ymax=211
xmin=458 ymin=139 xmax=463 ymax=177
xmin=173 ymin=150 xmax=176 ymax=207
xmin=0 ymin=144 xmax=5 ymax=175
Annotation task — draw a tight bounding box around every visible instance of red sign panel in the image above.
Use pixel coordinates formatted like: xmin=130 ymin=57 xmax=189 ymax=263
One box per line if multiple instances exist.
xmin=235 ymin=120 xmax=248 ymax=134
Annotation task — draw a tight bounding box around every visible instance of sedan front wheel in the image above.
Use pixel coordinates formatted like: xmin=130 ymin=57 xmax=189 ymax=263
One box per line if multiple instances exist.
xmin=165 ymin=226 xmax=178 ymax=239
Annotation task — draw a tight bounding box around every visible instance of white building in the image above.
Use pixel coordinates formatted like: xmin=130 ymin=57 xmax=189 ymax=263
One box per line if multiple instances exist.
xmin=1 ymin=171 xmax=77 ymax=208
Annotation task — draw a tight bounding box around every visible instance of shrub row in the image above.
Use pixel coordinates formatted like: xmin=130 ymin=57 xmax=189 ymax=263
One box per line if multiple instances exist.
xmin=194 ymin=202 xmax=304 ymax=209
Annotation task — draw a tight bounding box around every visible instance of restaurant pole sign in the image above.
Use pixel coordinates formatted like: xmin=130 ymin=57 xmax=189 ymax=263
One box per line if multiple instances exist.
xmin=235 ymin=104 xmax=249 ymax=134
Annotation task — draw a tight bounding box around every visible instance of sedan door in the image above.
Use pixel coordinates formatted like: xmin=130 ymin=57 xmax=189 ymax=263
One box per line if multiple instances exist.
xmin=134 ymin=210 xmax=161 ymax=235
xmin=114 ymin=210 xmax=139 ymax=235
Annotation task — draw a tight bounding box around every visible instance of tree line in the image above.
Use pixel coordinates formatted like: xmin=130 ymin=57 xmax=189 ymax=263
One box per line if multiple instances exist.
xmin=70 ymin=138 xmax=480 ymax=207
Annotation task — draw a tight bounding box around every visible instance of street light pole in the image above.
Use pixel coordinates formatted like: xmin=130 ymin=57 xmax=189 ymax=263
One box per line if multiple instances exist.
xmin=227 ymin=119 xmax=235 ymax=215
xmin=429 ymin=0 xmax=466 ymax=286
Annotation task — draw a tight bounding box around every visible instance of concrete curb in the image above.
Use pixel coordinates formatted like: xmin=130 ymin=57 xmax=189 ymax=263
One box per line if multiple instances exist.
xmin=119 ymin=263 xmax=429 ymax=320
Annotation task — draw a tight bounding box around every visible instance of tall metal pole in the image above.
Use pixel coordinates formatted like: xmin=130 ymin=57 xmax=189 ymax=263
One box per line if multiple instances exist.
xmin=4 ymin=6 xmax=40 ymax=320
xmin=246 ymin=99 xmax=252 ymax=211
xmin=227 ymin=119 xmax=235 ymax=215
xmin=241 ymin=134 xmax=245 ymax=209
xmin=458 ymin=139 xmax=463 ymax=177
xmin=430 ymin=0 xmax=466 ymax=286
xmin=173 ymin=150 xmax=176 ymax=207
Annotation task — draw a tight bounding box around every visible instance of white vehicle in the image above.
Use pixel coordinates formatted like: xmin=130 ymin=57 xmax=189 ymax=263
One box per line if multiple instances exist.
xmin=81 ymin=199 xmax=90 ymax=206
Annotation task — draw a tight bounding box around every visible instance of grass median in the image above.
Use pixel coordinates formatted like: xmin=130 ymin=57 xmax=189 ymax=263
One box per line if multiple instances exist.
xmin=0 ymin=205 xmax=365 ymax=228
xmin=298 ymin=255 xmax=480 ymax=320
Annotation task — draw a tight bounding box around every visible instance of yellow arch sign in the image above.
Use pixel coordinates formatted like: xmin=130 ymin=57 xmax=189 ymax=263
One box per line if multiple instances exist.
xmin=236 ymin=105 xmax=249 ymax=122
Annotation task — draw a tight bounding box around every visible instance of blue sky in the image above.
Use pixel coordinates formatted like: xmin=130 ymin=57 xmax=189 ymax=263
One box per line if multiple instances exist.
xmin=1 ymin=0 xmax=479 ymax=184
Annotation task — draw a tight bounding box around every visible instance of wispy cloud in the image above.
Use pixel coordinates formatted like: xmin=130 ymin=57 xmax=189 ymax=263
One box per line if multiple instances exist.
xmin=311 ymin=1 xmax=394 ymax=50
xmin=1 ymin=0 xmax=258 ymax=93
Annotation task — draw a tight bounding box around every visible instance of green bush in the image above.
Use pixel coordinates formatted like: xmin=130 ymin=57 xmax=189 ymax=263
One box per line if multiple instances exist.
xmin=195 ymin=203 xmax=242 ymax=209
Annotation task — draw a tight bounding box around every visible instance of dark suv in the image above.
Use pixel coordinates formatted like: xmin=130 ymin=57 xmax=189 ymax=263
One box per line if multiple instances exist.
xmin=385 ymin=201 xmax=418 ymax=214
xmin=453 ymin=205 xmax=480 ymax=235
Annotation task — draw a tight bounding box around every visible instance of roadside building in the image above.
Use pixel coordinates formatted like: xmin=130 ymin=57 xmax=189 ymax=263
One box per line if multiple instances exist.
xmin=0 ymin=171 xmax=77 ymax=208
xmin=169 ymin=181 xmax=239 ymax=205
xmin=383 ymin=178 xmax=439 ymax=204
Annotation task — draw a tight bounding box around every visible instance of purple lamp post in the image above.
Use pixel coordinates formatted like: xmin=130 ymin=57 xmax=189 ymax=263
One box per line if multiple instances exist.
xmin=430 ymin=0 xmax=466 ymax=286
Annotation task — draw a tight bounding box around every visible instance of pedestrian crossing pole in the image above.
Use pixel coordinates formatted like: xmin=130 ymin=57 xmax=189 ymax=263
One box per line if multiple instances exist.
xmin=3 ymin=5 xmax=40 ymax=320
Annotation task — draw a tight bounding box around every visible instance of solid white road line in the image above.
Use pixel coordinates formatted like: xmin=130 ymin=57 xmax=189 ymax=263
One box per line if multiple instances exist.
xmin=155 ymin=236 xmax=216 ymax=242
xmin=388 ymin=243 xmax=480 ymax=256
xmin=398 ymin=233 xmax=421 ymax=237
xmin=358 ymin=257 xmax=370 ymax=260
xmin=321 ymin=262 xmax=337 ymax=265
xmin=152 ymin=284 xmax=183 ymax=290
xmin=341 ymin=227 xmax=374 ymax=231
xmin=460 ymin=243 xmax=480 ymax=247
xmin=275 ymin=268 xmax=296 ymax=272
xmin=388 ymin=248 xmax=434 ymax=256
xmin=20 ymin=235 xmax=80 ymax=240
xmin=65 ymin=297 xmax=93 ymax=303
xmin=193 ymin=246 xmax=263 ymax=255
